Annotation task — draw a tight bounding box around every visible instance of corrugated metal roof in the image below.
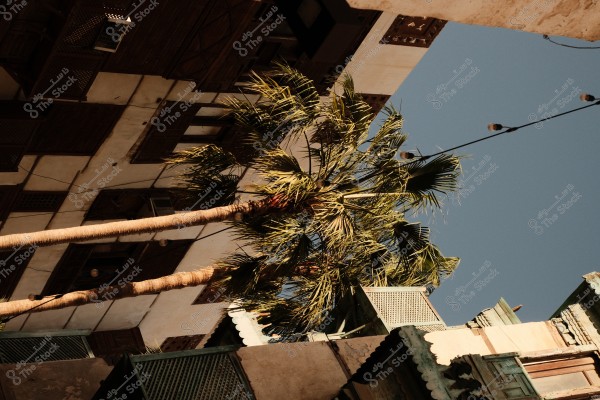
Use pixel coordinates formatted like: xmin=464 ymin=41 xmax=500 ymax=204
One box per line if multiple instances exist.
xmin=0 ymin=330 xmax=93 ymax=364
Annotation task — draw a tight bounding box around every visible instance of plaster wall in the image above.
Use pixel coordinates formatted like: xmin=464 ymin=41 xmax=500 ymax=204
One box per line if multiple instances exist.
xmin=0 ymin=358 xmax=112 ymax=400
xmin=346 ymin=0 xmax=600 ymax=41
xmin=426 ymin=321 xmax=566 ymax=365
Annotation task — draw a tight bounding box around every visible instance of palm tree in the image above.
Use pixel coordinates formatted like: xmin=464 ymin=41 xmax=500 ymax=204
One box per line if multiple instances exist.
xmin=0 ymin=65 xmax=461 ymax=333
xmin=0 ymin=269 xmax=218 ymax=319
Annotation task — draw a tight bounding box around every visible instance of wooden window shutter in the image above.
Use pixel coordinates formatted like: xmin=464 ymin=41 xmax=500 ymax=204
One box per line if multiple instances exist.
xmin=524 ymin=355 xmax=600 ymax=395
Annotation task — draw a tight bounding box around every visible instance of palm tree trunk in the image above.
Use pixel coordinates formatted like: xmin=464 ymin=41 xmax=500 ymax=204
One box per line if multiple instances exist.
xmin=0 ymin=267 xmax=218 ymax=318
xmin=0 ymin=199 xmax=273 ymax=250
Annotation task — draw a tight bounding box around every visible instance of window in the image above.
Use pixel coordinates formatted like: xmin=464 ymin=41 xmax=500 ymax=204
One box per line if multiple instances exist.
xmin=131 ymin=100 xmax=253 ymax=164
xmin=84 ymin=188 xmax=196 ymax=221
xmin=161 ymin=335 xmax=205 ymax=352
xmin=0 ymin=187 xmax=68 ymax=223
xmin=0 ymin=186 xmax=20 ymax=222
xmin=0 ymin=102 xmax=125 ymax=170
xmin=193 ymin=284 xmax=228 ymax=305
xmin=131 ymin=101 xmax=201 ymax=163
xmin=28 ymin=103 xmax=125 ymax=155
xmin=0 ymin=102 xmax=42 ymax=172
xmin=42 ymin=240 xmax=193 ymax=295
xmin=12 ymin=191 xmax=68 ymax=212
xmin=522 ymin=351 xmax=600 ymax=398
xmin=291 ymin=0 xmax=334 ymax=57
xmin=180 ymin=113 xmax=235 ymax=144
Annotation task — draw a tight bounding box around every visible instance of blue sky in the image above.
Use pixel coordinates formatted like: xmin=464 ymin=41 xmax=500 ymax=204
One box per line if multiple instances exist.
xmin=375 ymin=22 xmax=600 ymax=325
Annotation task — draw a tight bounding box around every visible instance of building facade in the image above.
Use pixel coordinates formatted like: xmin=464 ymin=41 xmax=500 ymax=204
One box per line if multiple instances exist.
xmin=0 ymin=0 xmax=447 ymax=348
xmin=2 ymin=273 xmax=600 ymax=399
xmin=346 ymin=0 xmax=600 ymax=41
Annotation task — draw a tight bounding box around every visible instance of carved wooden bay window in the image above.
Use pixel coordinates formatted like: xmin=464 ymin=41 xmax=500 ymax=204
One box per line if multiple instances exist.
xmin=520 ymin=347 xmax=600 ymax=399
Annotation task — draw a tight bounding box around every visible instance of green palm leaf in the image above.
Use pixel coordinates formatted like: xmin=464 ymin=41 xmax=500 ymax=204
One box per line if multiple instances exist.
xmin=166 ymin=65 xmax=463 ymax=337
xmin=403 ymin=154 xmax=462 ymax=210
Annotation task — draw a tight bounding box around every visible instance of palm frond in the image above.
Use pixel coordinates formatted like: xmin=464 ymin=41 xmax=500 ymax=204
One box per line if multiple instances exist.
xmin=366 ymin=106 xmax=406 ymax=164
xmin=252 ymin=148 xmax=303 ymax=175
xmin=166 ymin=145 xmax=240 ymax=207
xmin=403 ymin=154 xmax=462 ymax=210
xmin=336 ymin=74 xmax=374 ymax=143
xmin=268 ymin=62 xmax=321 ymax=117
xmin=215 ymin=253 xmax=278 ymax=297
xmin=166 ymin=144 xmax=237 ymax=174
xmin=191 ymin=66 xmax=465 ymax=337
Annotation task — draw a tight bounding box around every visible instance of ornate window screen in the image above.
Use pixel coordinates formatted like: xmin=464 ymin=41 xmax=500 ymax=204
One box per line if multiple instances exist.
xmin=0 ymin=331 xmax=94 ymax=363
xmin=362 ymin=287 xmax=446 ymax=331
xmin=129 ymin=347 xmax=254 ymax=400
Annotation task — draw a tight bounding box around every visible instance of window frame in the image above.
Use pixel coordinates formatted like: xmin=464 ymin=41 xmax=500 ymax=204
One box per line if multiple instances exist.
xmin=42 ymin=240 xmax=194 ymax=295
xmin=519 ymin=345 xmax=600 ymax=399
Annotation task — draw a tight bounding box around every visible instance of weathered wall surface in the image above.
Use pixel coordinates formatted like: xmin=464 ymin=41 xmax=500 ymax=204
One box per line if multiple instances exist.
xmin=425 ymin=321 xmax=566 ymax=365
xmin=334 ymin=336 xmax=386 ymax=373
xmin=0 ymin=358 xmax=112 ymax=400
xmin=239 ymin=341 xmax=346 ymax=400
xmin=346 ymin=0 xmax=600 ymax=41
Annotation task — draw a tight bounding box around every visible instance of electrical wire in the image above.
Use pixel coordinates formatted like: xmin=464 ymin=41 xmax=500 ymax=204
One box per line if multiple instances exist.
xmin=18 ymin=164 xmax=182 ymax=193
xmin=5 ymin=167 xmax=185 ymax=220
xmin=16 ymin=97 xmax=600 ymax=217
xmin=543 ymin=35 xmax=600 ymax=50
xmin=415 ymin=98 xmax=600 ymax=162
xmin=0 ymin=294 xmax=63 ymax=324
xmin=3 ymin=96 xmax=599 ymax=322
